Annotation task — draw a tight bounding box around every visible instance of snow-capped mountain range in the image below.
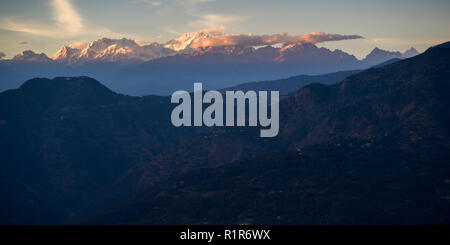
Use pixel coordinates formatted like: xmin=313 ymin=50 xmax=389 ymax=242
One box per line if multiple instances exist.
xmin=51 ymin=38 xmax=176 ymax=63
xmin=48 ymin=30 xmax=224 ymax=63
xmin=1 ymin=30 xmax=420 ymax=96
xmin=12 ymin=50 xmax=53 ymax=62
xmin=6 ymin=30 xmax=419 ymax=64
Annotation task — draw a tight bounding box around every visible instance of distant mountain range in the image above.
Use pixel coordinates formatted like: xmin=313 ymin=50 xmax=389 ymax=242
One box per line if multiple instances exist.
xmin=221 ymin=70 xmax=360 ymax=96
xmin=220 ymin=55 xmax=415 ymax=95
xmin=0 ymin=30 xmax=419 ymax=95
xmin=362 ymin=47 xmax=417 ymax=65
xmin=0 ymin=41 xmax=448 ymax=225
xmin=50 ymin=38 xmax=176 ymax=63
xmin=9 ymin=31 xmax=418 ymax=65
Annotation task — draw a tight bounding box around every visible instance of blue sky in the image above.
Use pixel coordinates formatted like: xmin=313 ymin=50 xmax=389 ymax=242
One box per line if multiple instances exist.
xmin=0 ymin=0 xmax=449 ymax=59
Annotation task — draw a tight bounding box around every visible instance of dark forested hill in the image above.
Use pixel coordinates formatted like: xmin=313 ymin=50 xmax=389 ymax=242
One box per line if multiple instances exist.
xmin=1 ymin=43 xmax=449 ymax=225
xmin=83 ymin=138 xmax=450 ymax=225
xmin=110 ymin=43 xmax=450 ymax=198
xmin=0 ymin=77 xmax=194 ymax=224
xmin=82 ymin=43 xmax=450 ymax=224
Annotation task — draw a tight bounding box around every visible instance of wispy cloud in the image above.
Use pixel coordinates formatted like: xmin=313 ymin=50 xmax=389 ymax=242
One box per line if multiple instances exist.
xmin=0 ymin=0 xmax=124 ymax=38
xmin=51 ymin=0 xmax=83 ymax=34
xmin=190 ymin=32 xmax=363 ymax=49
xmin=0 ymin=18 xmax=58 ymax=37
xmin=19 ymin=41 xmax=29 ymax=45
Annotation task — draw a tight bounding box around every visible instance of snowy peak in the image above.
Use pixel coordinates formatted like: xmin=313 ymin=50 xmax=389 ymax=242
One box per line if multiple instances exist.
xmin=87 ymin=38 xmax=138 ymax=52
xmin=362 ymin=47 xmax=420 ymax=65
xmin=402 ymin=47 xmax=419 ymax=58
xmin=275 ymin=42 xmax=358 ymax=64
xmin=51 ymin=45 xmax=82 ymax=63
xmin=12 ymin=50 xmax=52 ymax=62
xmin=164 ymin=29 xmax=223 ymax=51
xmin=279 ymin=42 xmax=317 ymax=54
xmin=52 ymin=38 xmax=176 ymax=63
xmin=363 ymin=47 xmax=403 ymax=65
xmin=367 ymin=47 xmax=402 ymax=59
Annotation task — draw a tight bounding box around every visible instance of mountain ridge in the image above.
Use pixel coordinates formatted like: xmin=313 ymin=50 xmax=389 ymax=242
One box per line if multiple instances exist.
xmin=0 ymin=30 xmax=421 ymax=96
xmin=85 ymin=43 xmax=450 ymax=216
xmin=2 ymin=29 xmax=419 ymax=65
xmin=79 ymin=44 xmax=450 ymax=225
xmin=0 ymin=42 xmax=448 ymax=224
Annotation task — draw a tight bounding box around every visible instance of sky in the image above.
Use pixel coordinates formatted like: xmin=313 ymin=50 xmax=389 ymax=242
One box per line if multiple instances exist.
xmin=0 ymin=0 xmax=449 ymax=59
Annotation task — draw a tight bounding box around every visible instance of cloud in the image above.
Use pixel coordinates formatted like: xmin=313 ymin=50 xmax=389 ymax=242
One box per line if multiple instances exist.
xmin=190 ymin=32 xmax=363 ymax=49
xmin=0 ymin=52 xmax=6 ymax=59
xmin=51 ymin=0 xmax=83 ymax=34
xmin=0 ymin=0 xmax=125 ymax=38
xmin=19 ymin=41 xmax=29 ymax=45
xmin=0 ymin=0 xmax=82 ymax=36
xmin=0 ymin=18 xmax=58 ymax=37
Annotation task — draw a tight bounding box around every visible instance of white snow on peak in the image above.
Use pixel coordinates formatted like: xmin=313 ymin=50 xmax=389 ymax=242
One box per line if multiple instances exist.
xmin=52 ymin=38 xmax=176 ymax=63
xmin=164 ymin=28 xmax=223 ymax=51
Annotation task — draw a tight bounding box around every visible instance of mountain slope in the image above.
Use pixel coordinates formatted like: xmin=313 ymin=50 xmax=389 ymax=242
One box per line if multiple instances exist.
xmin=361 ymin=47 xmax=402 ymax=66
xmin=278 ymin=45 xmax=450 ymax=149
xmin=88 ymin=43 xmax=450 ymax=224
xmin=221 ymin=70 xmax=360 ymax=95
xmin=0 ymin=77 xmax=195 ymax=224
xmin=1 ymin=43 xmax=448 ymax=225
xmin=361 ymin=47 xmax=418 ymax=66
xmin=111 ymin=42 xmax=363 ymax=95
xmin=117 ymin=44 xmax=450 ymax=193
xmin=164 ymin=29 xmax=222 ymax=51
xmin=82 ymin=138 xmax=450 ymax=225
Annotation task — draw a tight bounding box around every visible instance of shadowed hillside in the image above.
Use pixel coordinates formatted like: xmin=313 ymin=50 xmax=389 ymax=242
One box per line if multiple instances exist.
xmin=0 ymin=77 xmax=195 ymax=224
xmin=0 ymin=43 xmax=449 ymax=224
xmin=81 ymin=43 xmax=450 ymax=224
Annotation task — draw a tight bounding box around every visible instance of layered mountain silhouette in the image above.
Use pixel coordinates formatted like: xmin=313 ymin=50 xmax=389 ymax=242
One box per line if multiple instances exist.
xmin=221 ymin=70 xmax=361 ymax=96
xmin=113 ymin=42 xmax=366 ymax=95
xmin=90 ymin=42 xmax=449 ymax=209
xmin=361 ymin=47 xmax=418 ymax=66
xmin=81 ymin=42 xmax=450 ymax=225
xmin=0 ymin=42 xmax=448 ymax=224
xmin=0 ymin=77 xmax=196 ymax=224
xmin=0 ymin=31 xmax=418 ymax=95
